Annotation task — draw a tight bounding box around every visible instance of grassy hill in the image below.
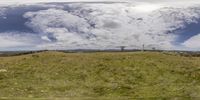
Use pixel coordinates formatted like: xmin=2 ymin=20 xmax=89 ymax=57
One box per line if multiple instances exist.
xmin=0 ymin=51 xmax=200 ymax=99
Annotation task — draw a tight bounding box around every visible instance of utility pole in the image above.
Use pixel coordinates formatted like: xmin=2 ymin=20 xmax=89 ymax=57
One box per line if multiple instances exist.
xmin=142 ymin=44 xmax=144 ymax=52
xmin=120 ymin=46 xmax=126 ymax=52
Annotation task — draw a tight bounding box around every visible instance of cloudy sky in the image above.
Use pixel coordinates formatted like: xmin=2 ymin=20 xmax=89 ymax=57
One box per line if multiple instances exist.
xmin=0 ymin=0 xmax=200 ymax=51
xmin=0 ymin=0 xmax=199 ymax=3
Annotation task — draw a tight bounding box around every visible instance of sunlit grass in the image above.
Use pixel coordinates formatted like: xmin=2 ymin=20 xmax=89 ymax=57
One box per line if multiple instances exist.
xmin=0 ymin=51 xmax=200 ymax=99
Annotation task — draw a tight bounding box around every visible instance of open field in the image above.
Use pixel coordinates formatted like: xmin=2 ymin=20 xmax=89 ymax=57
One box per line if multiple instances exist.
xmin=0 ymin=51 xmax=200 ymax=99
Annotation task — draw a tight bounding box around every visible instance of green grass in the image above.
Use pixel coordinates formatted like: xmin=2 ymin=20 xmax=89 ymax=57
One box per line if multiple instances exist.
xmin=0 ymin=51 xmax=200 ymax=99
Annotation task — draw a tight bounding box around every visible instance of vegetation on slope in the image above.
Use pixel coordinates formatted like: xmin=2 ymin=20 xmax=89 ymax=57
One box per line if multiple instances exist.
xmin=0 ymin=51 xmax=200 ymax=99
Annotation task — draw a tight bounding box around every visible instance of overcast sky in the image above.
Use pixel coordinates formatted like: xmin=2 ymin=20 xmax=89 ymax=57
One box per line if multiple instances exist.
xmin=0 ymin=0 xmax=199 ymax=3
xmin=0 ymin=0 xmax=200 ymax=6
xmin=0 ymin=0 xmax=127 ymax=3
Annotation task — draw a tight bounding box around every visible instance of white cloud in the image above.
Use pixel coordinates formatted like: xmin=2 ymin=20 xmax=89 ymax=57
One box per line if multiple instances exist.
xmin=0 ymin=32 xmax=39 ymax=48
xmin=0 ymin=0 xmax=199 ymax=3
xmin=0 ymin=0 xmax=129 ymax=4
xmin=24 ymin=8 xmax=90 ymax=42
xmin=182 ymin=34 xmax=200 ymax=49
xmin=133 ymin=4 xmax=163 ymax=13
xmin=1 ymin=2 xmax=200 ymax=50
xmin=22 ymin=4 xmax=181 ymax=50
xmin=0 ymin=8 xmax=6 ymax=17
xmin=0 ymin=37 xmax=26 ymax=48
